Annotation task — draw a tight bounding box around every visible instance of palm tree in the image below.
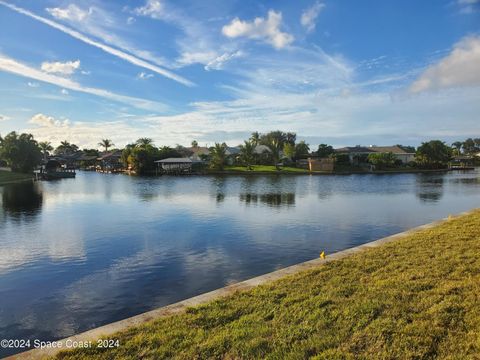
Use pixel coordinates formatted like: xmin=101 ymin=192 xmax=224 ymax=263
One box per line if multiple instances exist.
xmin=209 ymin=142 xmax=227 ymax=170
xmin=250 ymin=132 xmax=260 ymax=146
xmin=55 ymin=140 xmax=78 ymax=155
xmin=136 ymin=138 xmax=153 ymax=148
xmin=295 ymin=141 xmax=310 ymax=159
xmin=38 ymin=141 xmax=53 ymax=161
xmin=239 ymin=140 xmax=255 ymax=170
xmin=98 ymin=139 xmax=114 ymax=152
xmin=268 ymin=138 xmax=282 ymax=170
xmin=191 ymin=140 xmax=198 ymax=148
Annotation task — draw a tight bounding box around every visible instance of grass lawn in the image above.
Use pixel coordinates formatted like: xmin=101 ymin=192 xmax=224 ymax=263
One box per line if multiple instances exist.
xmin=0 ymin=170 xmax=33 ymax=185
xmin=56 ymin=210 xmax=480 ymax=359
xmin=221 ymin=165 xmax=308 ymax=173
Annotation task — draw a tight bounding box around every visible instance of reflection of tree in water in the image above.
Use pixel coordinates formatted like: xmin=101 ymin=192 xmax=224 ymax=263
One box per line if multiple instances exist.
xmin=239 ymin=193 xmax=295 ymax=207
xmin=415 ymin=175 xmax=444 ymax=203
xmin=1 ymin=182 xmax=43 ymax=216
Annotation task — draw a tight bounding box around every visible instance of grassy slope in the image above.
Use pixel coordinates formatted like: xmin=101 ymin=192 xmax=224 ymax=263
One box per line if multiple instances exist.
xmin=0 ymin=170 xmax=33 ymax=185
xmin=56 ymin=211 xmax=480 ymax=360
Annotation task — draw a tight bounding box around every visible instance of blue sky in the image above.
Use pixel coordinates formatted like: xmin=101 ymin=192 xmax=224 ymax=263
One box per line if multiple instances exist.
xmin=0 ymin=0 xmax=479 ymax=149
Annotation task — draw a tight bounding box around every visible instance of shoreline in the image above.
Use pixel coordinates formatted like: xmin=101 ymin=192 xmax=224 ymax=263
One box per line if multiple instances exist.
xmin=205 ymin=168 xmax=453 ymax=176
xmin=7 ymin=208 xmax=477 ymax=360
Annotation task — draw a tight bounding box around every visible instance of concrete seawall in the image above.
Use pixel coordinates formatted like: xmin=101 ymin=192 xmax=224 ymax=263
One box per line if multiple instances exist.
xmin=6 ymin=209 xmax=477 ymax=360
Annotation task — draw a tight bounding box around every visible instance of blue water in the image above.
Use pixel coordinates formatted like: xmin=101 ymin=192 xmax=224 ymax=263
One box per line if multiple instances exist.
xmin=0 ymin=170 xmax=479 ymax=356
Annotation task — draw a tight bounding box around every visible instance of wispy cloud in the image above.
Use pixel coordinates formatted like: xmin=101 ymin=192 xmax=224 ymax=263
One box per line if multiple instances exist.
xmin=205 ymin=51 xmax=244 ymax=71
xmin=0 ymin=114 xmax=10 ymax=122
xmin=457 ymin=0 xmax=480 ymax=14
xmin=300 ymin=2 xmax=325 ymax=33
xmin=137 ymin=72 xmax=154 ymax=80
xmin=0 ymin=1 xmax=194 ymax=86
xmin=222 ymin=10 xmax=294 ymax=49
xmin=48 ymin=3 xmax=171 ymax=72
xmin=46 ymin=4 xmax=91 ymax=22
xmin=27 ymin=81 xmax=39 ymax=88
xmin=409 ymin=35 xmax=480 ymax=93
xmin=0 ymin=53 xmax=168 ymax=111
xmin=132 ymin=0 xmax=226 ymax=68
xmin=41 ymin=60 xmax=80 ymax=76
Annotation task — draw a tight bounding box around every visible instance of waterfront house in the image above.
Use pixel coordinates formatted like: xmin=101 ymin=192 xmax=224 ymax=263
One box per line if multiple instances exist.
xmin=98 ymin=150 xmax=123 ymax=172
xmin=155 ymin=158 xmax=202 ymax=174
xmin=335 ymin=145 xmax=415 ymax=165
xmin=189 ymin=146 xmax=210 ymax=161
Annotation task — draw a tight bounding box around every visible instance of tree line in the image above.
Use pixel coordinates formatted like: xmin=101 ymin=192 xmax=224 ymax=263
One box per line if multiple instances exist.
xmin=0 ymin=130 xmax=479 ymax=174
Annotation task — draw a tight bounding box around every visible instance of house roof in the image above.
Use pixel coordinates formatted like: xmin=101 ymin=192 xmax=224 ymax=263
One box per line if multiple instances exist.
xmin=254 ymin=145 xmax=272 ymax=154
xmin=369 ymin=146 xmax=415 ymax=154
xmin=335 ymin=145 xmax=414 ymax=155
xmin=226 ymin=146 xmax=241 ymax=155
xmin=98 ymin=150 xmax=122 ymax=160
xmin=189 ymin=146 xmax=210 ymax=155
xmin=335 ymin=146 xmax=372 ymax=154
xmin=155 ymin=158 xmax=195 ymax=163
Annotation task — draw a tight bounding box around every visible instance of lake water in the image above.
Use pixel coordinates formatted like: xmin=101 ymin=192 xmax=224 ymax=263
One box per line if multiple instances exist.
xmin=1 ymin=170 xmax=479 ymax=356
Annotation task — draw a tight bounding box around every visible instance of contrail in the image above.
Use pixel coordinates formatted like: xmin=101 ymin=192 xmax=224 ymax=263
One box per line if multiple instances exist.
xmin=0 ymin=54 xmax=169 ymax=111
xmin=0 ymin=1 xmax=195 ymax=87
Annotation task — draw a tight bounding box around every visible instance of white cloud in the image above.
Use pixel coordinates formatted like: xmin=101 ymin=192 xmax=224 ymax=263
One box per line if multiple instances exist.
xmin=176 ymin=51 xmax=217 ymax=67
xmin=27 ymin=81 xmax=39 ymax=87
xmin=61 ymin=88 xmax=69 ymax=95
xmin=222 ymin=10 xmax=294 ymax=49
xmin=0 ymin=53 xmax=168 ymax=111
xmin=205 ymin=51 xmax=244 ymax=71
xmin=0 ymin=114 xmax=10 ymax=122
xmin=409 ymin=35 xmax=480 ymax=93
xmin=126 ymin=16 xmax=136 ymax=25
xmin=133 ymin=0 xmax=222 ymax=69
xmin=41 ymin=60 xmax=80 ymax=76
xmin=29 ymin=113 xmax=70 ymax=127
xmin=137 ymin=72 xmax=154 ymax=80
xmin=0 ymin=1 xmax=193 ymax=86
xmin=457 ymin=0 xmax=479 ymax=14
xmin=133 ymin=0 xmax=164 ymax=18
xmin=300 ymin=2 xmax=325 ymax=33
xmin=46 ymin=4 xmax=91 ymax=22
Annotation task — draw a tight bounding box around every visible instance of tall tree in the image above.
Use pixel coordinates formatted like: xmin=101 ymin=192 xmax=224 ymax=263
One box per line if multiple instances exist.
xmin=0 ymin=132 xmax=42 ymax=172
xmin=267 ymin=138 xmax=282 ymax=170
xmin=316 ymin=144 xmax=334 ymax=158
xmin=462 ymin=138 xmax=477 ymax=154
xmin=250 ymin=131 xmax=260 ymax=146
xmin=239 ymin=140 xmax=255 ymax=170
xmin=416 ymin=140 xmax=452 ymax=169
xmin=191 ymin=140 xmax=198 ymax=148
xmin=294 ymin=141 xmax=310 ymax=159
xmin=452 ymin=141 xmax=463 ymax=155
xmin=38 ymin=141 xmax=53 ymax=162
xmin=283 ymin=143 xmax=295 ymax=159
xmin=209 ymin=143 xmax=227 ymax=170
xmin=55 ymin=140 xmax=78 ymax=155
xmin=98 ymin=139 xmax=114 ymax=152
xmin=136 ymin=138 xmax=154 ymax=148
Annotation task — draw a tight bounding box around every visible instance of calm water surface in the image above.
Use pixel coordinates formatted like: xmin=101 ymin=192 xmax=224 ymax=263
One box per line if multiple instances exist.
xmin=1 ymin=170 xmax=479 ymax=356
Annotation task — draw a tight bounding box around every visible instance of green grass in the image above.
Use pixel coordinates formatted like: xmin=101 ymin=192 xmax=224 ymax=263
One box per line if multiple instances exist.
xmin=55 ymin=210 xmax=480 ymax=359
xmin=0 ymin=170 xmax=33 ymax=185
xmin=221 ymin=165 xmax=309 ymax=173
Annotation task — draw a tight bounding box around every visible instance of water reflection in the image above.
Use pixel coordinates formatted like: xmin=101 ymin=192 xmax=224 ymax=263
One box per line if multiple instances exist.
xmin=1 ymin=182 xmax=43 ymax=217
xmin=415 ymin=176 xmax=444 ymax=203
xmin=239 ymin=193 xmax=296 ymax=207
xmin=1 ymin=169 xmax=480 ymax=357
